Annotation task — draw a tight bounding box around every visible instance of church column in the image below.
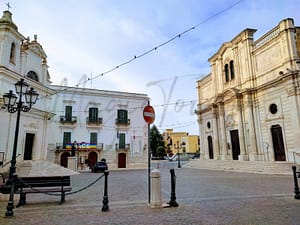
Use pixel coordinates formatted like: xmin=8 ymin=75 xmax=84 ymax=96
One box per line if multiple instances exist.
xmin=197 ymin=115 xmax=206 ymax=159
xmin=237 ymin=97 xmax=248 ymax=161
xmin=212 ymin=105 xmax=220 ymax=159
xmin=246 ymin=92 xmax=259 ymax=161
xmin=219 ymin=104 xmax=228 ymax=160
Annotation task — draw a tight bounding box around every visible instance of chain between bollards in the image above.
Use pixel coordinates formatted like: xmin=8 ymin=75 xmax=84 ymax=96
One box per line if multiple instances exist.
xmin=102 ymin=170 xmax=109 ymax=212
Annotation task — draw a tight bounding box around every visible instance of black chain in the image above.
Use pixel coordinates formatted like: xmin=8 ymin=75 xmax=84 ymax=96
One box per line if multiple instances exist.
xmin=16 ymin=173 xmax=105 ymax=197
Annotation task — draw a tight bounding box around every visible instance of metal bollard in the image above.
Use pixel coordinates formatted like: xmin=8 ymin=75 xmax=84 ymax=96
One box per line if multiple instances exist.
xmin=168 ymin=168 xmax=178 ymax=207
xmin=292 ymin=166 xmax=300 ymax=199
xmin=5 ymin=175 xmax=17 ymax=217
xmin=102 ymin=171 xmax=109 ymax=211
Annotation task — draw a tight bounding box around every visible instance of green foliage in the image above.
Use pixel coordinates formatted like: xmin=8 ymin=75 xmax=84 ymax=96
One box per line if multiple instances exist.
xmin=156 ymin=146 xmax=165 ymax=158
xmin=150 ymin=125 xmax=165 ymax=157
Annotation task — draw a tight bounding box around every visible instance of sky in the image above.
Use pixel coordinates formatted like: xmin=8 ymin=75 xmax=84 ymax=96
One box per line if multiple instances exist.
xmin=4 ymin=0 xmax=300 ymax=135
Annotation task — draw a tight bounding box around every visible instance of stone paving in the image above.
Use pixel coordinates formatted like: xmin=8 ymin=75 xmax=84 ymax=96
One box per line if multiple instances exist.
xmin=0 ymin=163 xmax=300 ymax=225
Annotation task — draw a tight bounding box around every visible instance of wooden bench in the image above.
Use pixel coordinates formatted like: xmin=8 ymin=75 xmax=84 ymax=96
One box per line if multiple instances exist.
xmin=15 ymin=176 xmax=72 ymax=207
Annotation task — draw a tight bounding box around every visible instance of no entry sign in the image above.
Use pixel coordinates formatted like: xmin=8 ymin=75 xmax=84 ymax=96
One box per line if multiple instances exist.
xmin=143 ymin=105 xmax=155 ymax=124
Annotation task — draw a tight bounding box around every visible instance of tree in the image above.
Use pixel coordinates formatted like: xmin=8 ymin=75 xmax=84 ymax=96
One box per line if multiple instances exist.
xmin=150 ymin=125 xmax=165 ymax=157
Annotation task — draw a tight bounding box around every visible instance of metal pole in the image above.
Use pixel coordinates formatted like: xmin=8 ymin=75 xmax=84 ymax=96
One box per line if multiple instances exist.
xmin=102 ymin=171 xmax=109 ymax=211
xmin=177 ymin=147 xmax=181 ymax=168
xmin=148 ymin=118 xmax=151 ymax=204
xmin=6 ymin=101 xmax=22 ymax=217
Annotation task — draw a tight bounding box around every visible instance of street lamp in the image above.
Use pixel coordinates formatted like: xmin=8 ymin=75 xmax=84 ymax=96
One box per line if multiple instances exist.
xmin=174 ymin=141 xmax=182 ymax=168
xmin=2 ymin=78 xmax=38 ymax=217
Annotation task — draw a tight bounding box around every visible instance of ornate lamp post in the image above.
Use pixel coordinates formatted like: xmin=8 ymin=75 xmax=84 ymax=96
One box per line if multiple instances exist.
xmin=174 ymin=141 xmax=182 ymax=168
xmin=2 ymin=78 xmax=38 ymax=217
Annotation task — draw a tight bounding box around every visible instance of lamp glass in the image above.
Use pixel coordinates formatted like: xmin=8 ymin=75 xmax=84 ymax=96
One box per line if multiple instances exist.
xmin=25 ymin=88 xmax=38 ymax=105
xmin=15 ymin=79 xmax=28 ymax=94
xmin=3 ymin=90 xmax=17 ymax=106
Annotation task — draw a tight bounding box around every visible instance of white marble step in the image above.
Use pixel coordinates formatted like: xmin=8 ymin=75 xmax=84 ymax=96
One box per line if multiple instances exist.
xmin=185 ymin=159 xmax=295 ymax=175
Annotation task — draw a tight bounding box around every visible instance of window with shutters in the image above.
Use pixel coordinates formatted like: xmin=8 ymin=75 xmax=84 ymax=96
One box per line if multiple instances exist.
xmin=63 ymin=132 xmax=71 ymax=149
xmin=89 ymin=108 xmax=98 ymax=122
xmin=90 ymin=132 xmax=98 ymax=144
xmin=119 ymin=133 xmax=126 ymax=149
xmin=65 ymin=106 xmax=72 ymax=121
xmin=116 ymin=109 xmax=130 ymax=125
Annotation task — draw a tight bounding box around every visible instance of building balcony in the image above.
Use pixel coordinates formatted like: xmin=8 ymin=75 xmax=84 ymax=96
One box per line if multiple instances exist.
xmin=115 ymin=143 xmax=130 ymax=151
xmin=60 ymin=116 xmax=77 ymax=124
xmin=115 ymin=118 xmax=130 ymax=126
xmin=86 ymin=117 xmax=103 ymax=126
xmin=56 ymin=142 xmax=104 ymax=152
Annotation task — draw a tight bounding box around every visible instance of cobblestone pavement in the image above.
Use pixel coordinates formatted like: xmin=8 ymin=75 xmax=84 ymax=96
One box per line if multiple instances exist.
xmin=0 ymin=164 xmax=299 ymax=225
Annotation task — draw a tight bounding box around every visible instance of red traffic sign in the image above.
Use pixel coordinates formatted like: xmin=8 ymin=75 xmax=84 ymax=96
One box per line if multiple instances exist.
xmin=143 ymin=105 xmax=155 ymax=124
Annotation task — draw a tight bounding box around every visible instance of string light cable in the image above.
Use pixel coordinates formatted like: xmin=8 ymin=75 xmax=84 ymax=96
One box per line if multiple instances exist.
xmin=39 ymin=0 xmax=244 ymax=96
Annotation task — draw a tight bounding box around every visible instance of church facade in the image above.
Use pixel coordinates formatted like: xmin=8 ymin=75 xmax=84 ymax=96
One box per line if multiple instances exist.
xmin=196 ymin=18 xmax=300 ymax=164
xmin=0 ymin=10 xmax=55 ymax=163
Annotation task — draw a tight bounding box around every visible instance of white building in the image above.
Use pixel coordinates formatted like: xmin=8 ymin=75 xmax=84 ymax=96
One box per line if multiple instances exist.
xmin=0 ymin=10 xmax=150 ymax=169
xmin=196 ymin=18 xmax=300 ymax=164
xmin=0 ymin=10 xmax=55 ymax=163
xmin=47 ymin=85 xmax=149 ymax=169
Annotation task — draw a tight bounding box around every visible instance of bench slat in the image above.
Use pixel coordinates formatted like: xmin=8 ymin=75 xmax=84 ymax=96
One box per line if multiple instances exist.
xmin=16 ymin=187 xmax=72 ymax=194
xmin=16 ymin=176 xmax=71 ymax=188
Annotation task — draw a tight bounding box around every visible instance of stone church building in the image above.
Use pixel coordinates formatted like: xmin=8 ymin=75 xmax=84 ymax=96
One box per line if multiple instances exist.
xmin=196 ymin=18 xmax=300 ymax=164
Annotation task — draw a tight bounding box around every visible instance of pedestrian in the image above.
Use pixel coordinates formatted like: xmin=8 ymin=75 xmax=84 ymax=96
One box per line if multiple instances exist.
xmin=71 ymin=141 xmax=77 ymax=156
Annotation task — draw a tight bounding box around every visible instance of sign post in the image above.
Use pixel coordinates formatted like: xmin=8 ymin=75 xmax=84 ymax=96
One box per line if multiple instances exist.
xmin=143 ymin=103 xmax=155 ymax=205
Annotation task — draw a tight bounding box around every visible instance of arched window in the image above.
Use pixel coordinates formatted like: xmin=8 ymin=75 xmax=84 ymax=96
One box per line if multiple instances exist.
xmin=224 ymin=64 xmax=229 ymax=82
xmin=230 ymin=60 xmax=235 ymax=80
xmin=27 ymin=71 xmax=39 ymax=82
xmin=9 ymin=42 xmax=16 ymax=63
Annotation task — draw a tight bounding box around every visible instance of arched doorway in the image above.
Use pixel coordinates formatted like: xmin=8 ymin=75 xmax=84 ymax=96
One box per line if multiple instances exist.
xmin=208 ymin=136 xmax=214 ymax=159
xmin=271 ymin=125 xmax=286 ymax=161
xmin=60 ymin=152 xmax=70 ymax=168
xmin=118 ymin=153 xmax=126 ymax=168
xmin=88 ymin=151 xmax=98 ymax=169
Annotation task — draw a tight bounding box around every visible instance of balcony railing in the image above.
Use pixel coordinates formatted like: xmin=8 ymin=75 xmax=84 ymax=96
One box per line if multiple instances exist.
xmin=86 ymin=117 xmax=103 ymax=125
xmin=115 ymin=118 xmax=130 ymax=125
xmin=115 ymin=143 xmax=130 ymax=151
xmin=60 ymin=116 xmax=77 ymax=124
xmin=56 ymin=142 xmax=103 ymax=151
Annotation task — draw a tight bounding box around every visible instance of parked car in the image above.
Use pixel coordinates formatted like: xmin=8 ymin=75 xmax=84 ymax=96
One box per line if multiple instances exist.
xmin=192 ymin=153 xmax=200 ymax=159
xmin=92 ymin=159 xmax=108 ymax=173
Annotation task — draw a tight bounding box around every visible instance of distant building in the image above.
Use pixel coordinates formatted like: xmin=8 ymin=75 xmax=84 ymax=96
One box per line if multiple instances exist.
xmin=196 ymin=18 xmax=300 ymax=164
xmin=48 ymin=85 xmax=149 ymax=169
xmin=162 ymin=129 xmax=199 ymax=156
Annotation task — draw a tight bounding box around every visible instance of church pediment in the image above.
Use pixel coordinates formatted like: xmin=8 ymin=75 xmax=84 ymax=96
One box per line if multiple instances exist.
xmin=22 ymin=36 xmax=47 ymax=60
xmin=209 ymin=42 xmax=231 ymax=62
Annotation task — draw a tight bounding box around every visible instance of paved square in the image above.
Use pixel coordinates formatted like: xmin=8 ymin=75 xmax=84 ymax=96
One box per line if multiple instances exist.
xmin=0 ymin=165 xmax=299 ymax=225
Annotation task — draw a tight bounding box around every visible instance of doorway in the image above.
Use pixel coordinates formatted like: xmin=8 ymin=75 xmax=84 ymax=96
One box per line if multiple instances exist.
xmin=88 ymin=151 xmax=98 ymax=169
xmin=24 ymin=133 xmax=35 ymax=160
xmin=60 ymin=152 xmax=70 ymax=168
xmin=118 ymin=153 xmax=126 ymax=168
xmin=230 ymin=130 xmax=240 ymax=160
xmin=271 ymin=125 xmax=286 ymax=161
xmin=208 ymin=136 xmax=214 ymax=159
